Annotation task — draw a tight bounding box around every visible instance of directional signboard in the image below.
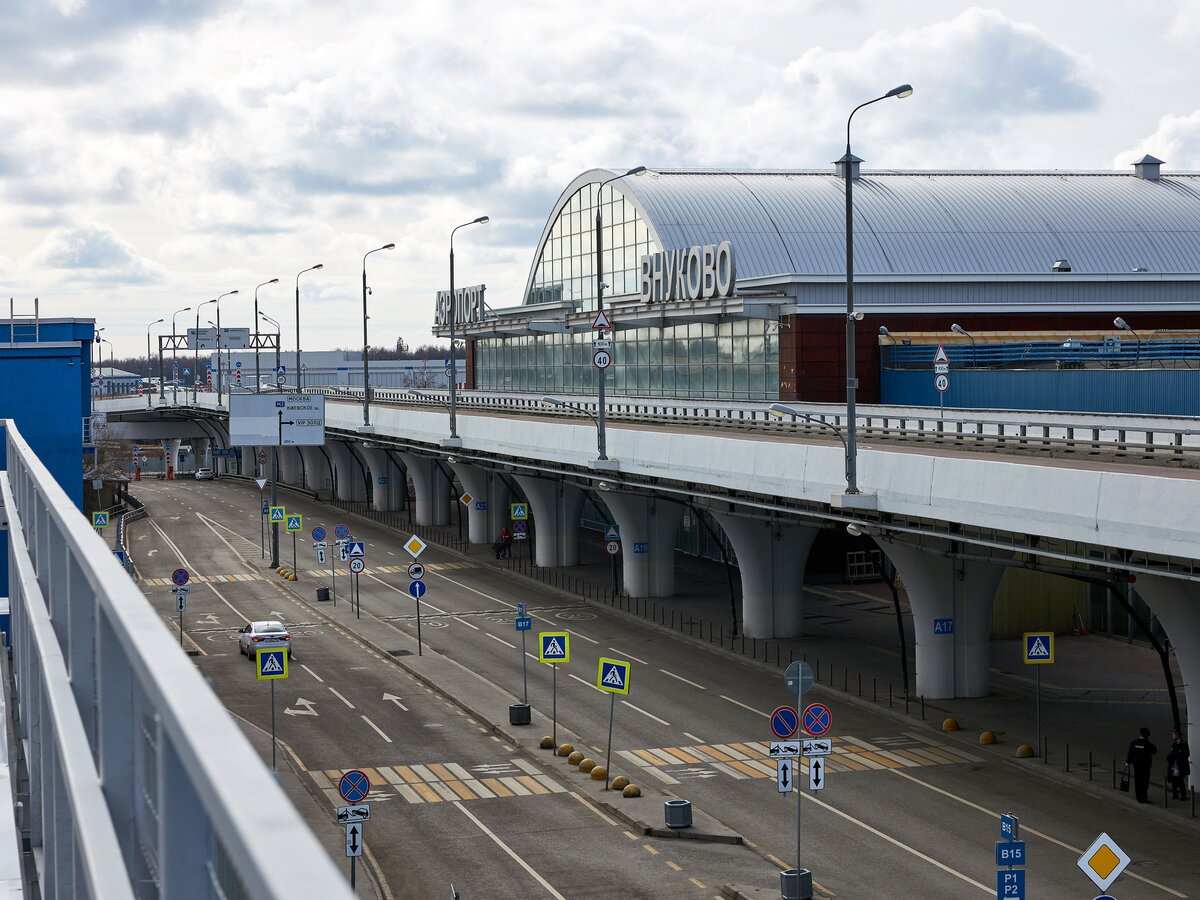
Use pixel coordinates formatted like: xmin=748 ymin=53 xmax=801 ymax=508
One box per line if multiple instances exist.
xmin=538 ymin=631 xmax=570 ymax=664
xmin=596 ymin=658 xmax=631 ymax=695
xmin=996 ymin=871 xmax=1024 ymax=899
xmin=255 ymin=647 xmax=289 ymax=680
xmin=933 ymin=617 xmax=955 ymax=634
xmin=515 ymin=616 xmax=533 ymax=632
xmin=996 ymin=841 xmax=1027 ymax=866
xmin=229 ymin=393 xmax=326 ymax=446
xmin=1023 ymin=632 xmax=1055 ymax=664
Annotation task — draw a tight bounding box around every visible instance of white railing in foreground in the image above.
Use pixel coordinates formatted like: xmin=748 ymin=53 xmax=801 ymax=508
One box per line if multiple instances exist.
xmin=1 ymin=422 xmax=353 ymax=900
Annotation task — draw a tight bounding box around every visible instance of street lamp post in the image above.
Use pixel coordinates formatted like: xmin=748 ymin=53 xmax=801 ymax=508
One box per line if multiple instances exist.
xmin=295 ymin=264 xmax=323 ymax=391
xmin=361 ymin=243 xmax=395 ymax=428
xmin=170 ymin=306 xmax=190 ymax=404
xmin=951 ymin=323 xmax=976 ymax=368
xmin=840 ymin=85 xmax=911 ymax=501
xmin=593 ymin=166 xmax=646 ymax=462
xmin=254 ymin=279 xmax=279 ymax=393
xmin=1115 ymin=316 xmax=1141 ymax=367
xmin=100 ymin=338 xmax=115 ymax=398
xmin=214 ymin=289 xmax=238 ymax=404
xmin=260 ymin=312 xmax=282 ymax=390
xmin=195 ymin=298 xmax=217 ymax=402
xmin=447 ymin=216 xmax=489 ymax=445
xmin=145 ymin=317 xmax=164 ymax=407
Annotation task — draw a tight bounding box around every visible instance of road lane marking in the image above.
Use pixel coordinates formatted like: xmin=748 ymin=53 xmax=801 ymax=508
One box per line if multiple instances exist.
xmin=329 ymin=687 xmax=356 ymax=709
xmin=666 ymin=861 xmax=682 ymax=871
xmin=430 ymin=571 xmax=600 ymax=644
xmin=454 ymin=616 xmax=480 ymax=630
xmin=487 ymin=633 xmax=517 ymax=649
xmin=145 ymin=519 xmax=251 ymax=624
xmin=720 ymin=695 xmax=769 ymax=717
xmin=568 ymin=791 xmax=619 ymax=826
xmin=683 ymin=732 xmax=705 ymax=743
xmin=300 ymin=664 xmax=324 ymax=682
xmin=802 ymin=790 xmax=990 ymax=893
xmin=452 ymin=801 xmax=567 ymax=899
xmin=568 ymin=673 xmax=604 ymax=693
xmin=608 ymin=647 xmax=648 ymax=664
xmin=620 ymin=700 xmax=671 ymax=727
xmin=659 ymin=669 xmax=706 ymax=690
xmin=361 ymin=715 xmax=392 ymax=743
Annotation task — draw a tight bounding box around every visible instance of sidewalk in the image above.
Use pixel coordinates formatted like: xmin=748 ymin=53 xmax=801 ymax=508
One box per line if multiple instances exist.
xmin=324 ymin=498 xmax=1197 ymax=822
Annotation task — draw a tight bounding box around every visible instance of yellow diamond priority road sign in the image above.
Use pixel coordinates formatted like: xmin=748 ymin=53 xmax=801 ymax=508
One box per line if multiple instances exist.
xmin=1076 ymin=832 xmax=1130 ymax=892
xmin=404 ymin=535 xmax=427 ymax=559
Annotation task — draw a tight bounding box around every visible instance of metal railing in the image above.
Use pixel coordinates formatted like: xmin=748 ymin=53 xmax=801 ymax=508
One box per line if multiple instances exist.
xmin=883 ymin=337 xmax=1200 ymax=369
xmin=1 ymin=421 xmax=353 ymax=900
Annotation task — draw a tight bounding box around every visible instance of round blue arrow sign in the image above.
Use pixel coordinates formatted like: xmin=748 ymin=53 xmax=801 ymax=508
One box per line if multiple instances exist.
xmin=409 ymin=581 xmax=427 ymax=599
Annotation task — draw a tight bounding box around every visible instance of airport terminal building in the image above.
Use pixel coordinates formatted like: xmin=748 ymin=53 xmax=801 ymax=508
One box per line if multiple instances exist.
xmin=438 ymin=157 xmax=1200 ymax=412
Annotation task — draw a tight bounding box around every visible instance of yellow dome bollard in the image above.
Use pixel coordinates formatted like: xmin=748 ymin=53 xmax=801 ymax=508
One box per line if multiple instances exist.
xmin=539 ymin=736 xmax=555 ymax=750
xmin=622 ymin=784 xmax=642 ymax=798
xmin=590 ymin=765 xmax=607 ymax=781
xmin=578 ymin=758 xmax=596 ymax=773
xmin=611 ymin=775 xmax=630 ymax=791
xmin=979 ymin=731 xmax=997 ymax=745
xmin=942 ymin=717 xmax=960 ymax=732
xmin=1015 ymin=744 xmax=1034 ymax=758
xmin=567 ymin=751 xmax=584 ymax=765
xmin=556 ymin=743 xmax=574 ymax=757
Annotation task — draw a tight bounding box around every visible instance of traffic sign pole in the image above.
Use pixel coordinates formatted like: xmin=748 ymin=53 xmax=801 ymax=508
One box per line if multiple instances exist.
xmin=521 ymin=629 xmax=528 ymax=703
xmin=259 ymin=487 xmax=265 ymax=559
xmin=271 ymin=679 xmax=277 ymax=771
xmin=604 ymin=691 xmax=616 ymax=791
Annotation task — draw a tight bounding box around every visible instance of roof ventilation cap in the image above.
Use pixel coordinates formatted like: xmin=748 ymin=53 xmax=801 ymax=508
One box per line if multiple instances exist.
xmin=834 ymin=152 xmax=863 ymax=180
xmin=1133 ymin=154 xmax=1163 ymax=181
xmin=1051 ymin=259 xmax=1071 ymax=272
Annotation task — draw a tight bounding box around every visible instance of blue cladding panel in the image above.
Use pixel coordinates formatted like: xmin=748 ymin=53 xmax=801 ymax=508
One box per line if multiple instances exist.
xmin=882 ymin=368 xmax=1200 ymax=415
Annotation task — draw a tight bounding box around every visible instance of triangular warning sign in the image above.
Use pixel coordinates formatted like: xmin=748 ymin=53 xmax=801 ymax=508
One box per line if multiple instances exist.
xmin=261 ymin=653 xmax=284 ymax=674
xmin=602 ymin=666 xmax=625 ymax=687
xmin=934 ymin=344 xmax=950 ymax=365
xmin=592 ymin=310 xmax=612 ymax=331
xmin=1028 ymin=638 xmax=1050 ymax=658
xmin=544 ymin=638 xmax=564 ymax=657
xmin=256 ymin=478 xmax=267 ymax=490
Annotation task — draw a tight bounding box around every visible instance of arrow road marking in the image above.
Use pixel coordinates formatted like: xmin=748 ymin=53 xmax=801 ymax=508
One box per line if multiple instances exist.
xmin=284 ymin=698 xmax=318 ymax=717
xmin=382 ymin=693 xmax=409 ymax=711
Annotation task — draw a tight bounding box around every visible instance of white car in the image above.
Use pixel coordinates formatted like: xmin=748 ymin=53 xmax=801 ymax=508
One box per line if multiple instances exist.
xmin=238 ymin=620 xmax=293 ymax=659
xmin=195 ymin=467 xmax=214 ymax=480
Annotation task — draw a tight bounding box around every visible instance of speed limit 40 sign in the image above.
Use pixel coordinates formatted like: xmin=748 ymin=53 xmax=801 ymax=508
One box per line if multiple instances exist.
xmin=593 ymin=349 xmax=612 ymax=369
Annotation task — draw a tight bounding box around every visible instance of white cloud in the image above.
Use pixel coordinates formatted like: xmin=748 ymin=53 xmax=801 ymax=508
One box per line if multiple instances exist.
xmin=30 ymin=223 xmax=161 ymax=284
xmin=1115 ymin=109 xmax=1200 ymax=168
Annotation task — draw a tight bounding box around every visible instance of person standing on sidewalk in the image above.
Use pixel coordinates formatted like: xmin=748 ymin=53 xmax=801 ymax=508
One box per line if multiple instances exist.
xmin=1167 ymin=728 xmax=1190 ymax=800
xmin=1125 ymin=727 xmax=1158 ymax=803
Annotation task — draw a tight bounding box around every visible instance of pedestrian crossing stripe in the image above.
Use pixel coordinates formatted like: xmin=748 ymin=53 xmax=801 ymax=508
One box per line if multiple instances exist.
xmin=597 ymin=657 xmax=631 ymax=695
xmin=538 ymin=631 xmax=570 ymax=663
xmin=311 ymin=760 xmax=566 ymax=805
xmin=614 ymin=736 xmax=986 ymax=783
xmin=142 ymin=562 xmax=482 ymax=587
xmin=255 ymin=647 xmax=289 ymax=680
xmin=1023 ymin=631 xmax=1055 ymax=665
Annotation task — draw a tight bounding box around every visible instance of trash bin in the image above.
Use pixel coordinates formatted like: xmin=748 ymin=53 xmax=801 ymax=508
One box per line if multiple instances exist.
xmin=664 ymin=799 xmax=692 ymax=829
xmin=315 ymin=587 xmax=331 ymax=602
xmin=509 ymin=703 xmax=531 ymax=725
xmin=780 ymin=868 xmax=813 ymax=900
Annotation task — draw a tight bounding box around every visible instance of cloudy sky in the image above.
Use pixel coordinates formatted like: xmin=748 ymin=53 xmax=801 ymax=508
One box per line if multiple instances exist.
xmin=1 ymin=0 xmax=1195 ymax=356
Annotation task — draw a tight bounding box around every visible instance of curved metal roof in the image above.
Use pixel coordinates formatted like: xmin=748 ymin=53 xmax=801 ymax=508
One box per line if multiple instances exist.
xmin=535 ymin=166 xmax=1200 ymax=285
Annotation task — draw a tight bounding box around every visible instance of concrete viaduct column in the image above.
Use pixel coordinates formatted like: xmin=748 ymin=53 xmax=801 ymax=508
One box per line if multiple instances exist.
xmin=328 ymin=442 xmax=368 ymax=501
xmin=359 ymin=447 xmax=398 ymax=511
xmin=163 ymin=440 xmax=180 ymax=479
xmin=882 ymin=539 xmax=1010 ymax=699
xmin=452 ymin=463 xmax=511 ymax=545
xmin=398 ymin=453 xmax=451 ymax=526
xmin=514 ymin=475 xmax=586 ymax=568
xmin=712 ymin=514 xmax=819 ymax=638
xmin=298 ymin=445 xmax=330 ymax=494
xmin=1131 ymin=575 xmax=1200 ymax=769
xmin=599 ymin=492 xmax=684 ymax=598
xmin=278 ymin=446 xmax=304 ymax=487
xmin=191 ymin=438 xmax=210 ymax=473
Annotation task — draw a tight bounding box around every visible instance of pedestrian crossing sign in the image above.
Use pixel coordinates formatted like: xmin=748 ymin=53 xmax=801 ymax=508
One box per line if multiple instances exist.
xmin=286 ymin=514 xmax=303 ymax=532
xmin=92 ymin=511 xmax=109 ymax=528
xmin=597 ymin=657 xmax=631 ymax=695
xmin=269 ymin=506 xmax=286 ymax=522
xmin=1023 ymin=631 xmax=1055 ymax=665
xmin=256 ymin=647 xmax=289 ymax=680
xmin=538 ymin=631 xmax=570 ymax=664
xmin=510 ymin=503 xmax=529 ymax=521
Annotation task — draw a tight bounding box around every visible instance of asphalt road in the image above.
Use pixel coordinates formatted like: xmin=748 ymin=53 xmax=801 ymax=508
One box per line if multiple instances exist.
xmin=129 ymin=477 xmax=1200 ymax=899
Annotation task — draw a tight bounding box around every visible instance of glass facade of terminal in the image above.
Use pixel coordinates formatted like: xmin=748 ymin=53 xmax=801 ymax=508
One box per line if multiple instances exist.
xmin=525 ymin=182 xmax=652 ymax=309
xmin=473 ymin=319 xmax=779 ymax=400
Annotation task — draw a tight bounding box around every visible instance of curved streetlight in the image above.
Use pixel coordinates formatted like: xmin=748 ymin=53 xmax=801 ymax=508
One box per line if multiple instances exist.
xmin=99 ymin=337 xmax=115 ymax=398
xmin=767 ymin=403 xmax=848 ymax=451
xmin=254 ymin=279 xmax=279 ymax=393
xmin=145 ymin=317 xmax=164 ymax=407
xmin=951 ymin=323 xmax=976 ymax=368
xmin=1115 ymin=316 xmax=1141 ymax=367
xmin=362 ymin=243 xmax=395 ymax=428
xmin=170 ymin=306 xmax=191 ymax=403
xmin=195 ymin=298 xmax=217 ymax=402
xmin=404 ymin=388 xmax=450 ymax=411
xmin=295 ymin=264 xmax=324 ymax=390
xmin=213 ymin=289 xmax=239 ymax=403
xmin=594 ymin=166 xmax=647 ymax=462
xmin=840 ymin=85 xmax=912 ymax=501
xmin=541 ymin=395 xmax=600 ymax=429
xmin=259 ymin=311 xmax=282 ymax=390
xmin=447 ymin=216 xmax=489 ymax=445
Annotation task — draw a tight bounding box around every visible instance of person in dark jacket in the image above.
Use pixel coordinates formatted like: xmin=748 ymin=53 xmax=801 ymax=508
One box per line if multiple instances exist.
xmin=1125 ymin=726 xmax=1158 ymax=803
xmin=1166 ymin=728 xmax=1191 ymax=800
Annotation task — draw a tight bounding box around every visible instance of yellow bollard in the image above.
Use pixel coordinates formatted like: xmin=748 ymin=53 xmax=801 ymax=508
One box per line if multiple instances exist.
xmin=556 ymin=743 xmax=574 ymax=757
xmin=1015 ymin=744 xmax=1034 ymax=758
xmin=578 ymin=758 xmax=596 ymax=773
xmin=942 ymin=717 xmax=960 ymax=732
xmin=611 ymin=775 xmax=630 ymax=791
xmin=622 ymin=784 xmax=641 ymax=798
xmin=979 ymin=730 xmax=997 ymax=745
